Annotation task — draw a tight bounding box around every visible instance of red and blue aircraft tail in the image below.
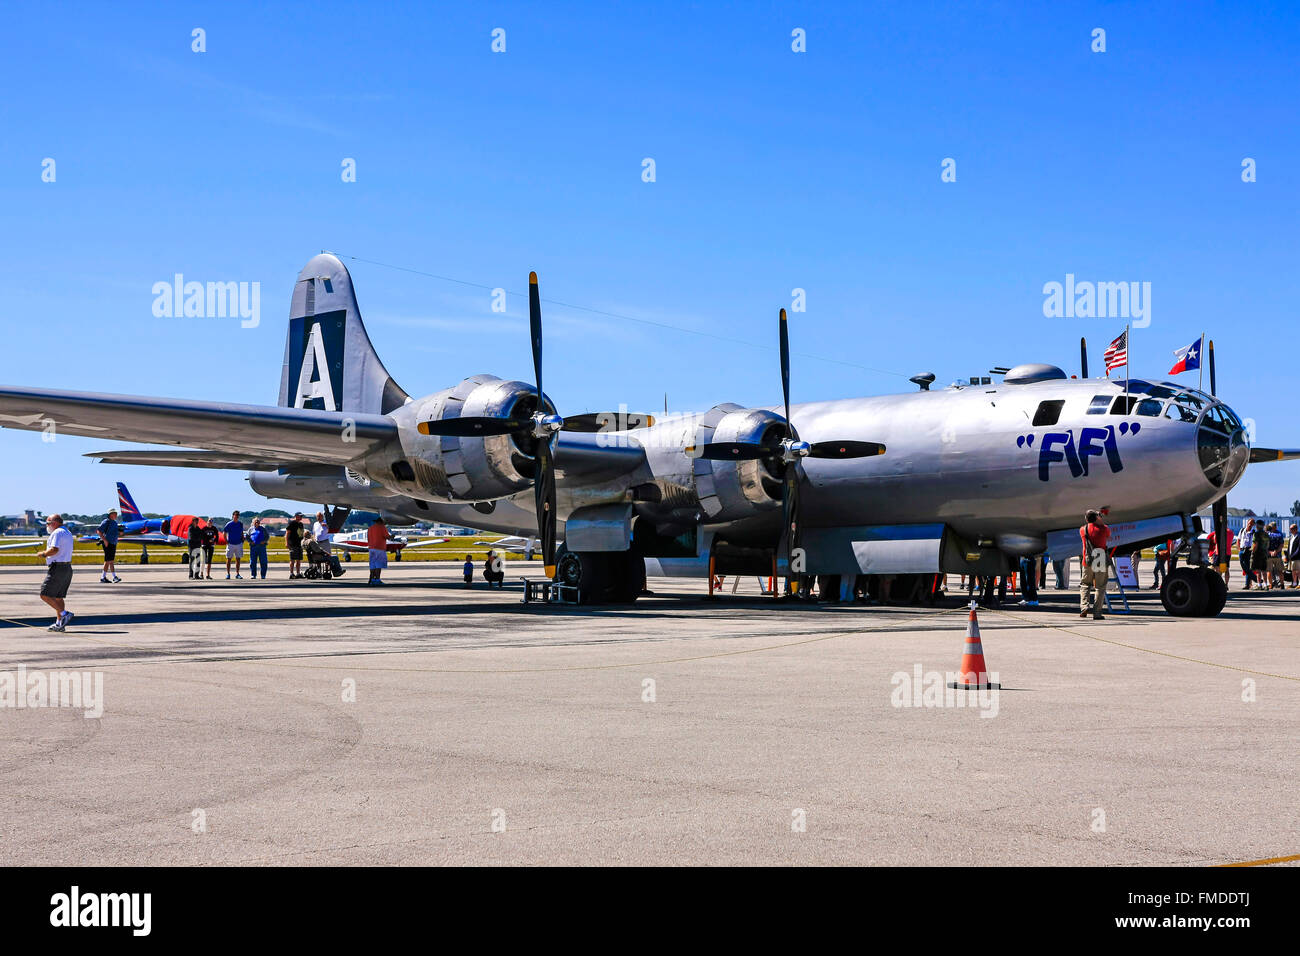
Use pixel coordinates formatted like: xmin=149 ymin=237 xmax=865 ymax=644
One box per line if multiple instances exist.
xmin=117 ymin=482 xmax=144 ymax=522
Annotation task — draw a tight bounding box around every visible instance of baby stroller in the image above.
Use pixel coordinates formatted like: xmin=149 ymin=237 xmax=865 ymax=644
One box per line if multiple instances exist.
xmin=303 ymin=538 xmax=345 ymax=579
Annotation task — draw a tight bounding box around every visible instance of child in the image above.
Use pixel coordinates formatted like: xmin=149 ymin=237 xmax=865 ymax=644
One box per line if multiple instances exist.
xmin=462 ymin=555 xmax=474 ymax=588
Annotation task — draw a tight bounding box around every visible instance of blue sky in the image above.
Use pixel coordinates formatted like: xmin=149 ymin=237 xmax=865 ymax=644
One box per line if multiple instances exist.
xmin=2 ymin=1 xmax=1298 ymax=515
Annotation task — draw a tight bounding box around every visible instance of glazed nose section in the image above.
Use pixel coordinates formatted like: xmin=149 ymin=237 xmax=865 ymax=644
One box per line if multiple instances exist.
xmin=1198 ymin=423 xmax=1247 ymax=489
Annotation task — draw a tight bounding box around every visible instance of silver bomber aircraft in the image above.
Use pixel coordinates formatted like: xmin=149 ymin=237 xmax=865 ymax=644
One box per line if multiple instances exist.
xmin=2 ymin=253 xmax=1296 ymax=616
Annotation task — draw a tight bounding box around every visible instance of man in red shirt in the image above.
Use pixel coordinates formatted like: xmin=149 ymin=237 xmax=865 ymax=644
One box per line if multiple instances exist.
xmin=1207 ymin=526 xmax=1233 ymax=586
xmin=366 ymin=515 xmax=390 ymax=585
xmin=1079 ymin=510 xmax=1110 ymax=620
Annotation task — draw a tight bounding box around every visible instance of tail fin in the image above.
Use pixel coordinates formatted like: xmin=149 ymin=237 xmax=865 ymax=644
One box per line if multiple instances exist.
xmin=116 ymin=482 xmax=144 ymax=522
xmin=279 ymin=253 xmax=410 ymax=414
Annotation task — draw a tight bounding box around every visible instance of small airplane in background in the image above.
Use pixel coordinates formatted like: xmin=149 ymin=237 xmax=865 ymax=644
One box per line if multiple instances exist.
xmin=328 ymin=527 xmax=447 ymax=558
xmin=472 ymin=535 xmax=540 ymax=558
xmin=93 ymin=483 xmax=226 ymax=560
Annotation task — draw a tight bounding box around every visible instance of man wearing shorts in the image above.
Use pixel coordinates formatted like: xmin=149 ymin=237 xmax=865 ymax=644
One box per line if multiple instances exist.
xmin=38 ymin=514 xmax=76 ymax=631
xmin=366 ymin=515 xmax=389 ymax=584
xmin=286 ymin=512 xmax=305 ymax=579
xmin=98 ymin=508 xmax=122 ymax=583
xmin=223 ymin=510 xmax=245 ymax=580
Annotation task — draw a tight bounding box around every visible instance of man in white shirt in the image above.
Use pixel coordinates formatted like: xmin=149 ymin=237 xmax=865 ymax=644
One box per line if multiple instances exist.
xmin=312 ymin=511 xmax=332 ymax=553
xmin=38 ymin=514 xmax=76 ymax=631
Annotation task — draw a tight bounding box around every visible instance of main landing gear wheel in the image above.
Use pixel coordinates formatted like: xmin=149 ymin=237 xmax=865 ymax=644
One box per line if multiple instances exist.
xmin=554 ymin=548 xmax=643 ymax=605
xmin=1199 ymin=567 xmax=1228 ymax=617
xmin=1161 ymin=567 xmax=1209 ymax=617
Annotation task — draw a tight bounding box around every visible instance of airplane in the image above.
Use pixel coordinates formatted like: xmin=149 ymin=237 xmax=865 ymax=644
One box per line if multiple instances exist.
xmin=472 ymin=535 xmax=539 ymax=558
xmin=3 ymin=252 xmax=1297 ymax=617
xmin=327 ymin=527 xmax=447 ymax=559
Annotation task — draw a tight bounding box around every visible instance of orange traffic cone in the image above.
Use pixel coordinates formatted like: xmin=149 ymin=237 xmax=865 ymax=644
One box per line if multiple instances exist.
xmin=947 ymin=601 xmax=1001 ymax=690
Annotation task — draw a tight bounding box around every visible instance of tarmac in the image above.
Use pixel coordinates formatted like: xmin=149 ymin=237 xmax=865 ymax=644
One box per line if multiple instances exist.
xmin=1 ymin=561 xmax=1296 ymax=866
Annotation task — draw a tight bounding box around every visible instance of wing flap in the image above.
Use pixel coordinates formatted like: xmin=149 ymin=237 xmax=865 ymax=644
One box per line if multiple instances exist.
xmin=86 ymin=449 xmax=316 ymax=471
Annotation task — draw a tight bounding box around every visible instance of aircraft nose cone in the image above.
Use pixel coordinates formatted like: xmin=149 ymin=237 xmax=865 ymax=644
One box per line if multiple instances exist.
xmin=1223 ymin=428 xmax=1249 ymax=487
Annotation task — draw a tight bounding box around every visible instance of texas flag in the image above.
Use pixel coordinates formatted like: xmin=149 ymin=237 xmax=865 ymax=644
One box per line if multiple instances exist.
xmin=1169 ymin=338 xmax=1202 ymax=375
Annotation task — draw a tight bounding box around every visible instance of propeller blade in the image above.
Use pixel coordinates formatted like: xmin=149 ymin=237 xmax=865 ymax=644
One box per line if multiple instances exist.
xmin=534 ymin=439 xmax=558 ymax=577
xmin=807 ymin=440 xmax=886 ymax=459
xmin=1249 ymin=447 xmax=1300 ymax=463
xmin=685 ymin=442 xmax=776 ymax=461
xmin=779 ymin=308 xmax=792 ymax=427
xmin=418 ymin=417 xmax=526 ymax=437
xmin=782 ymin=463 xmax=801 ymax=570
xmin=1208 ymin=338 xmax=1217 ymax=397
xmin=529 ymin=271 xmax=543 ymax=403
xmin=561 ymin=412 xmax=656 ymax=433
xmin=1080 ymin=337 xmax=1089 ymax=379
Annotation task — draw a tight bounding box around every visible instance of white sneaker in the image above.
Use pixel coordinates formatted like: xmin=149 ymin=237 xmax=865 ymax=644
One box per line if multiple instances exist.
xmin=111 ymin=576 xmax=121 ymax=583
xmin=61 ymin=611 xmax=74 ymax=629
xmin=47 ymin=619 xmax=64 ymax=632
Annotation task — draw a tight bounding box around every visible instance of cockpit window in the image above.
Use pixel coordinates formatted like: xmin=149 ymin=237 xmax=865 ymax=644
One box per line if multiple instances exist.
xmin=1032 ymin=399 xmax=1065 ymax=426
xmin=1110 ymin=396 xmax=1139 ymax=415
xmin=1165 ymin=403 xmax=1197 ymax=423
xmin=1087 ymin=395 xmax=1112 ymax=415
xmin=1204 ymin=406 xmax=1235 ymax=434
xmin=1135 ymin=398 xmax=1162 ymax=417
xmin=1175 ymin=392 xmax=1205 ymax=409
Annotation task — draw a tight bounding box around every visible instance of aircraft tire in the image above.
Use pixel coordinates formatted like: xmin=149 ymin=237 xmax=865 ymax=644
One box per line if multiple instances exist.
xmin=555 ymin=547 xmax=609 ymax=604
xmin=1199 ymin=568 xmax=1228 ymax=617
xmin=608 ymin=553 xmax=645 ymax=604
xmin=1161 ymin=567 xmax=1208 ymax=617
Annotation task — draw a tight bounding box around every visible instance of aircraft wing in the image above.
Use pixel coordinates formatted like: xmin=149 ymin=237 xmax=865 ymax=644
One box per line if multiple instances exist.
xmin=0 ymin=387 xmax=396 ymax=464
xmin=553 ymin=431 xmax=650 ymax=486
xmin=0 ymin=540 xmax=44 ymax=552
xmin=1249 ymin=447 xmax=1300 ymax=463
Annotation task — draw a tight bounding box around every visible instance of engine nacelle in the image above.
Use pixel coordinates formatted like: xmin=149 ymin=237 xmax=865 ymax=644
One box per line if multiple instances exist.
xmin=248 ymin=466 xmax=400 ymax=506
xmin=691 ymin=404 xmax=786 ymax=522
xmin=367 ymin=374 xmax=554 ymax=502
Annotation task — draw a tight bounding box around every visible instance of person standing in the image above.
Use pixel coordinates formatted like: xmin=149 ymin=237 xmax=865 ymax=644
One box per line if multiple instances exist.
xmin=96 ymin=508 xmax=122 ymax=583
xmin=247 ymin=517 xmax=269 ymax=580
xmin=1288 ymin=524 xmax=1300 ymax=589
xmin=1153 ymin=541 xmax=1169 ymax=590
xmin=1079 ymin=510 xmax=1110 ymax=620
xmin=286 ymin=512 xmax=305 ymax=579
xmin=38 ymin=514 xmax=76 ymax=631
xmin=200 ymin=518 xmax=219 ymax=579
xmin=1239 ymin=519 xmax=1256 ymax=588
xmin=1016 ymin=554 xmax=1039 ymax=607
xmin=1251 ymin=521 xmax=1270 ymax=590
xmin=187 ymin=518 xmax=204 ymax=580
xmin=366 ymin=515 xmax=389 ymax=584
xmin=462 ymin=554 xmax=474 ymax=588
xmin=1266 ymin=522 xmax=1284 ymax=590
xmin=1051 ymin=557 xmax=1069 ymax=590
xmin=223 ymin=510 xmax=245 ymax=580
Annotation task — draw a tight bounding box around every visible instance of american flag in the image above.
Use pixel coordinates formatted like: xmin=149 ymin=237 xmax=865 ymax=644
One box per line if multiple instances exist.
xmin=1103 ymin=330 xmax=1128 ymax=374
